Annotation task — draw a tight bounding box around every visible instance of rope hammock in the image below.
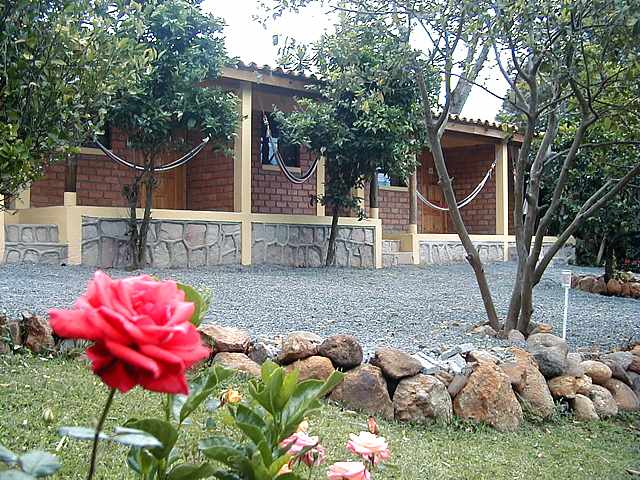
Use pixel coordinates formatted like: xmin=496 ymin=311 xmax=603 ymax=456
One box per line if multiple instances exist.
xmin=416 ymin=160 xmax=496 ymax=212
xmin=94 ymin=137 xmax=209 ymax=173
xmin=262 ymin=112 xmax=320 ymax=184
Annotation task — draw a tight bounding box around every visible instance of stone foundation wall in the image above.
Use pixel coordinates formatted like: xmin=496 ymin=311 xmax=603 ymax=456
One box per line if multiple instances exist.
xmin=507 ymin=242 xmax=575 ymax=265
xmin=252 ymin=223 xmax=375 ymax=268
xmin=3 ymin=224 xmax=68 ymax=265
xmin=82 ymin=217 xmax=241 ymax=268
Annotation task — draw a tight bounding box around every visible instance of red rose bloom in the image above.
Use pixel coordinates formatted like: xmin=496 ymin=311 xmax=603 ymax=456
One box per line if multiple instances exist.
xmin=49 ymin=271 xmax=210 ymax=394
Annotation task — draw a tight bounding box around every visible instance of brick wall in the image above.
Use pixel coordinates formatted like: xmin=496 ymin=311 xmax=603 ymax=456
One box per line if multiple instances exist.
xmin=76 ymin=154 xmax=137 ymax=207
xmin=444 ymin=144 xmax=496 ymax=235
xmin=378 ymin=188 xmax=410 ymax=232
xmin=251 ymin=111 xmax=316 ymax=215
xmin=30 ymin=163 xmax=65 ymax=207
xmin=187 ymin=144 xmax=234 ymax=211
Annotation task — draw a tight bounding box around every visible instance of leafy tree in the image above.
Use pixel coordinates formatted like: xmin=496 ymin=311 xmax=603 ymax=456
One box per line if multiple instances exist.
xmin=0 ymin=0 xmax=147 ymax=205
xmin=275 ymin=18 xmax=426 ymax=265
xmin=107 ymin=0 xmax=238 ymax=269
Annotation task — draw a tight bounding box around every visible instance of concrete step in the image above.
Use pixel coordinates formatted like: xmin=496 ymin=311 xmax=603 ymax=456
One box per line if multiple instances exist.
xmin=5 ymin=224 xmax=59 ymax=244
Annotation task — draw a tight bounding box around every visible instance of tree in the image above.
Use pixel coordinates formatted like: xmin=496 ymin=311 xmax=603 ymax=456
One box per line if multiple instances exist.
xmin=0 ymin=0 xmax=147 ymax=205
xmin=275 ymin=18 xmax=424 ymax=265
xmin=107 ymin=0 xmax=238 ymax=269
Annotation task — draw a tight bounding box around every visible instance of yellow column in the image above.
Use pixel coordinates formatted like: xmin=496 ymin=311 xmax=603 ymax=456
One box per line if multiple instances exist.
xmin=0 ymin=196 xmax=5 ymax=262
xmin=495 ymin=141 xmax=509 ymax=261
xmin=408 ymin=172 xmax=418 ymax=234
xmin=65 ymin=206 xmax=82 ymax=265
xmin=15 ymin=187 xmax=30 ymax=209
xmin=234 ymin=82 xmax=253 ymax=265
xmin=316 ymin=157 xmax=325 ymax=216
xmin=374 ymin=219 xmax=383 ymax=269
xmin=64 ymin=192 xmax=77 ymax=206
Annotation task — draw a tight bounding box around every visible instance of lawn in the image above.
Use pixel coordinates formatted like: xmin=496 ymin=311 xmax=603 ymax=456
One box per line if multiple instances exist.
xmin=1 ymin=355 xmax=639 ymax=479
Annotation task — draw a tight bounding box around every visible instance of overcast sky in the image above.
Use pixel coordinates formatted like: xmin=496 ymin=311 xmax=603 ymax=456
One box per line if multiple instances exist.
xmin=206 ymin=0 xmax=505 ymax=122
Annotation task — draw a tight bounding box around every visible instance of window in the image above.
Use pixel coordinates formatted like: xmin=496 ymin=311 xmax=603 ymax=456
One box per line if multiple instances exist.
xmin=260 ymin=113 xmax=300 ymax=168
xmin=377 ymin=171 xmax=406 ymax=188
xmin=82 ymin=124 xmax=111 ymax=149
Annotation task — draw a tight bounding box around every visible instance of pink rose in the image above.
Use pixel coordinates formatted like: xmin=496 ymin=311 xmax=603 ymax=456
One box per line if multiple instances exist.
xmin=346 ymin=432 xmax=390 ymax=465
xmin=280 ymin=432 xmax=326 ymax=467
xmin=49 ymin=271 xmax=210 ymax=395
xmin=327 ymin=462 xmax=370 ymax=480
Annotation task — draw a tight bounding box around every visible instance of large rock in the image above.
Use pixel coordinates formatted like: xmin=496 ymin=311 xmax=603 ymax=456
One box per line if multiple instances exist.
xmin=603 ymin=378 xmax=640 ymax=411
xmin=453 ymin=361 xmax=523 ymax=432
xmin=606 ymin=278 xmax=623 ymax=296
xmin=592 ymin=277 xmax=607 ymax=295
xmin=571 ymin=394 xmax=599 ymax=421
xmin=329 ymin=364 xmax=394 ymax=419
xmin=629 ymin=355 xmax=640 ymax=374
xmin=247 ymin=337 xmax=282 ymax=364
xmin=600 ymin=352 xmax=633 ymax=384
xmin=566 ymin=353 xmax=585 ymax=377
xmin=577 ymin=276 xmax=596 ymax=292
xmin=548 ymin=375 xmax=592 ymax=399
xmin=507 ymin=329 xmax=526 ymax=344
xmin=580 ymin=360 xmax=612 ymax=385
xmin=23 ymin=313 xmax=54 ymax=354
xmin=278 ymin=332 xmax=323 ymax=364
xmin=213 ymin=352 xmax=261 ymax=377
xmin=318 ymin=335 xmax=363 ymax=369
xmin=286 ymin=355 xmax=335 ymax=382
xmin=628 ymin=372 xmax=640 ymax=398
xmin=199 ymin=324 xmax=251 ymax=353
xmin=526 ymin=333 xmax=568 ymax=378
xmin=529 ymin=323 xmax=553 ymax=335
xmin=371 ymin=347 xmax=422 ymax=380
xmin=588 ymin=385 xmax=618 ymax=418
xmin=393 ymin=374 xmax=453 ymax=424
xmin=507 ymin=349 xmax=555 ymax=419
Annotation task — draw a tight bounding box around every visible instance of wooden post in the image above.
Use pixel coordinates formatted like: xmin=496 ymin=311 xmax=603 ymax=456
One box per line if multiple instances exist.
xmin=316 ymin=156 xmax=325 ymax=216
xmin=495 ymin=141 xmax=509 ymax=260
xmin=369 ymin=173 xmax=379 ymax=219
xmin=408 ymin=172 xmax=418 ymax=234
xmin=233 ymin=82 xmax=253 ymax=265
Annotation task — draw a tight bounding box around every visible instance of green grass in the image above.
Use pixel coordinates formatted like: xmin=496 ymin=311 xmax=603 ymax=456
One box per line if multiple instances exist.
xmin=1 ymin=355 xmax=639 ymax=479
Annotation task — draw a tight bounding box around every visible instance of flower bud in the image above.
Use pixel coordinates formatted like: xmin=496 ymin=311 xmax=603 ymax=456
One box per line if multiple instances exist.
xmin=221 ymin=388 xmax=242 ymax=405
xmin=43 ymin=408 xmax=55 ymax=424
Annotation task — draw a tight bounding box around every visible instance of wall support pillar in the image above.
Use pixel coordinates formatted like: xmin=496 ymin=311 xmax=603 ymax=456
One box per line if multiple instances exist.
xmin=0 ymin=196 xmax=5 ymax=263
xmin=316 ymin=157 xmax=325 ymax=216
xmin=15 ymin=187 xmax=30 ymax=209
xmin=234 ymin=82 xmax=253 ymax=266
xmin=408 ymin=172 xmax=418 ymax=234
xmin=495 ymin=141 xmax=509 ymax=261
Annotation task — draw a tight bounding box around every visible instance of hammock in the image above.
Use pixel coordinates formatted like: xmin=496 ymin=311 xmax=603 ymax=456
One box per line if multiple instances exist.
xmin=262 ymin=112 xmax=320 ymax=184
xmin=94 ymin=137 xmax=209 ymax=173
xmin=417 ymin=160 xmax=496 ymax=212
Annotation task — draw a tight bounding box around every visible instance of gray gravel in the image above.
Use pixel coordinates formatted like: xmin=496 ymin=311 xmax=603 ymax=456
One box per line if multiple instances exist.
xmin=0 ymin=262 xmax=637 ymax=354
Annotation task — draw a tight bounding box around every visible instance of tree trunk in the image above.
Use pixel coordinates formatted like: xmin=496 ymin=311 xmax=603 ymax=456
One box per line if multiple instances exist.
xmin=124 ymin=177 xmax=141 ymax=270
xmin=325 ymin=204 xmax=340 ymax=266
xmin=596 ymin=234 xmax=607 ymax=265
xmin=136 ymin=172 xmax=155 ymax=268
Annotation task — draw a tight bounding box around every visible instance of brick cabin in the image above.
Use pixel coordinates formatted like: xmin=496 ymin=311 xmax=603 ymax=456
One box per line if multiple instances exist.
xmin=2 ymin=63 xmax=542 ymax=269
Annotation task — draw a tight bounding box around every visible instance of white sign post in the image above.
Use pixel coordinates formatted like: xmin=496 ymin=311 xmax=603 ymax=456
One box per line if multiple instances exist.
xmin=560 ymin=270 xmax=572 ymax=340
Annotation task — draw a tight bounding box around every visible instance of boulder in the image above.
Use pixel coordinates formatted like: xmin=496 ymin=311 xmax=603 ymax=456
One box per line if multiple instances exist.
xmin=318 ymin=335 xmax=363 ymax=369
xmin=277 ymin=332 xmax=323 ymax=364
xmin=471 ymin=325 xmax=497 ymax=337
xmin=627 ymin=372 xmax=640 ymax=398
xmin=592 ymin=277 xmax=607 ymax=295
xmin=603 ymin=378 xmax=640 ymax=411
xmin=453 ymin=361 xmax=523 ymax=432
xmin=580 ymin=361 xmax=612 ymax=385
xmin=329 ymin=364 xmax=394 ymax=419
xmin=467 ymin=350 xmax=499 ymax=364
xmin=507 ymin=329 xmax=526 ymax=344
xmin=23 ymin=314 xmax=54 ymax=354
xmin=629 ymin=355 xmax=640 ymax=374
xmin=213 ymin=352 xmax=261 ymax=377
xmin=526 ymin=333 xmax=569 ymax=378
xmin=434 ymin=370 xmax=454 ymax=387
xmin=198 ymin=324 xmax=251 ymax=353
xmin=529 ymin=323 xmax=553 ymax=335
xmin=566 ymin=353 xmax=585 ymax=377
xmin=547 ymin=375 xmax=592 ymax=399
xmin=571 ymin=394 xmax=599 ymax=421
xmin=7 ymin=321 xmax=21 ymax=345
xmin=599 ymin=356 xmax=632 ymax=385
xmin=606 ymin=278 xmax=623 ymax=296
xmin=371 ymin=347 xmax=423 ymax=380
xmin=447 ymin=373 xmax=470 ymax=398
xmin=247 ymin=338 xmax=281 ymax=364
xmin=621 ymin=282 xmax=632 ymax=298
xmin=286 ymin=355 xmax=335 ymax=382
xmin=393 ymin=374 xmax=453 ymax=424
xmin=588 ymin=385 xmax=618 ymax=418
xmin=508 ymin=349 xmax=555 ymax=419
xmin=577 ymin=276 xmax=596 ymax=292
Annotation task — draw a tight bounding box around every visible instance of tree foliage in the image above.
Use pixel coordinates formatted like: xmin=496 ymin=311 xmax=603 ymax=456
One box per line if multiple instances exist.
xmin=0 ymin=0 xmax=148 ymax=204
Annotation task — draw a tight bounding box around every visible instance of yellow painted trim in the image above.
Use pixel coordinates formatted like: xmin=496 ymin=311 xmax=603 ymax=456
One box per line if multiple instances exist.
xmin=369 ymin=207 xmax=379 ymax=219
xmin=0 ymin=196 xmax=5 ymax=262
xmin=407 ymin=224 xmax=418 ymax=234
xmin=445 ymin=122 xmax=524 ymax=143
xmin=64 ymin=192 xmax=77 ymax=207
xmin=495 ymin=142 xmax=509 ymax=237
xmin=373 ymin=219 xmax=383 ymax=269
xmin=78 ymin=147 xmax=106 ymax=156
xmin=15 ymin=187 xmax=30 ymax=209
xmin=261 ymin=164 xmax=302 ymax=174
xmin=316 ymin=157 xmax=325 ymax=216
xmin=379 ymin=185 xmax=408 ymax=192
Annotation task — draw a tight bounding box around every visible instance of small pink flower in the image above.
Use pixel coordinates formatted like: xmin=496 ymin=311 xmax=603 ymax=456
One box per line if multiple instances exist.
xmin=327 ymin=461 xmax=370 ymax=480
xmin=280 ymin=432 xmax=326 ymax=467
xmin=346 ymin=431 xmax=390 ymax=465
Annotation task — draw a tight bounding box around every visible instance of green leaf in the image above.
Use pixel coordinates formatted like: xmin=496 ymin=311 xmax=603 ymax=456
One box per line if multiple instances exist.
xmin=198 ymin=437 xmax=251 ymax=473
xmin=275 ymin=369 xmax=299 ymax=410
xmin=18 ymin=451 xmax=61 ymax=477
xmin=125 ymin=419 xmax=178 ymax=460
xmin=111 ymin=428 xmax=163 ymax=449
xmin=180 ymin=366 xmax=231 ymax=423
xmin=58 ymin=426 xmax=108 ymax=441
xmin=167 ymin=463 xmax=216 ymax=480
xmin=177 ymin=283 xmax=208 ymax=327
xmin=0 ymin=444 xmax=18 ymax=465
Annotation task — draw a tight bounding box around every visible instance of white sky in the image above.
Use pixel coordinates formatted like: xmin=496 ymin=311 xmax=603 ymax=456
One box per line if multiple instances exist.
xmin=207 ymin=0 xmax=506 ymax=122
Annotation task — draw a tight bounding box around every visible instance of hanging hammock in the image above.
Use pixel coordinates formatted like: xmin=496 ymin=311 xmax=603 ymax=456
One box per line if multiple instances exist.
xmin=94 ymin=137 xmax=210 ymax=173
xmin=417 ymin=160 xmax=496 ymax=212
xmin=262 ymin=112 xmax=320 ymax=184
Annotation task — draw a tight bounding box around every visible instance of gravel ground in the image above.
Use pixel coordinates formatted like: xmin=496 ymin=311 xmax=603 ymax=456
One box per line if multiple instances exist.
xmin=0 ymin=262 xmax=637 ymax=354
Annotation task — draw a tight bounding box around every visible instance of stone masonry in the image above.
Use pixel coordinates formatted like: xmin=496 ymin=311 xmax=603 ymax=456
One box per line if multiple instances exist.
xmin=4 ymin=224 xmax=68 ymax=265
xmin=82 ymin=217 xmax=241 ymax=268
xmin=252 ymin=223 xmax=375 ymax=268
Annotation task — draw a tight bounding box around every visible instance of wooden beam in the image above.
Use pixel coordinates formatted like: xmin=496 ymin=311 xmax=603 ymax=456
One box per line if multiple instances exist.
xmin=233 ymin=82 xmax=253 ymax=266
xmin=221 ymin=67 xmax=311 ymax=93
xmin=369 ymin=173 xmax=379 ymax=219
xmin=408 ymin=172 xmax=418 ymax=233
xmin=316 ymin=157 xmax=325 ymax=216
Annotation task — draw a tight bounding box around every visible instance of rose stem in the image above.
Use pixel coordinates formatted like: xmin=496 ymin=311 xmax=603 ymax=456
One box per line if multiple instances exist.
xmin=86 ymin=388 xmax=116 ymax=480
